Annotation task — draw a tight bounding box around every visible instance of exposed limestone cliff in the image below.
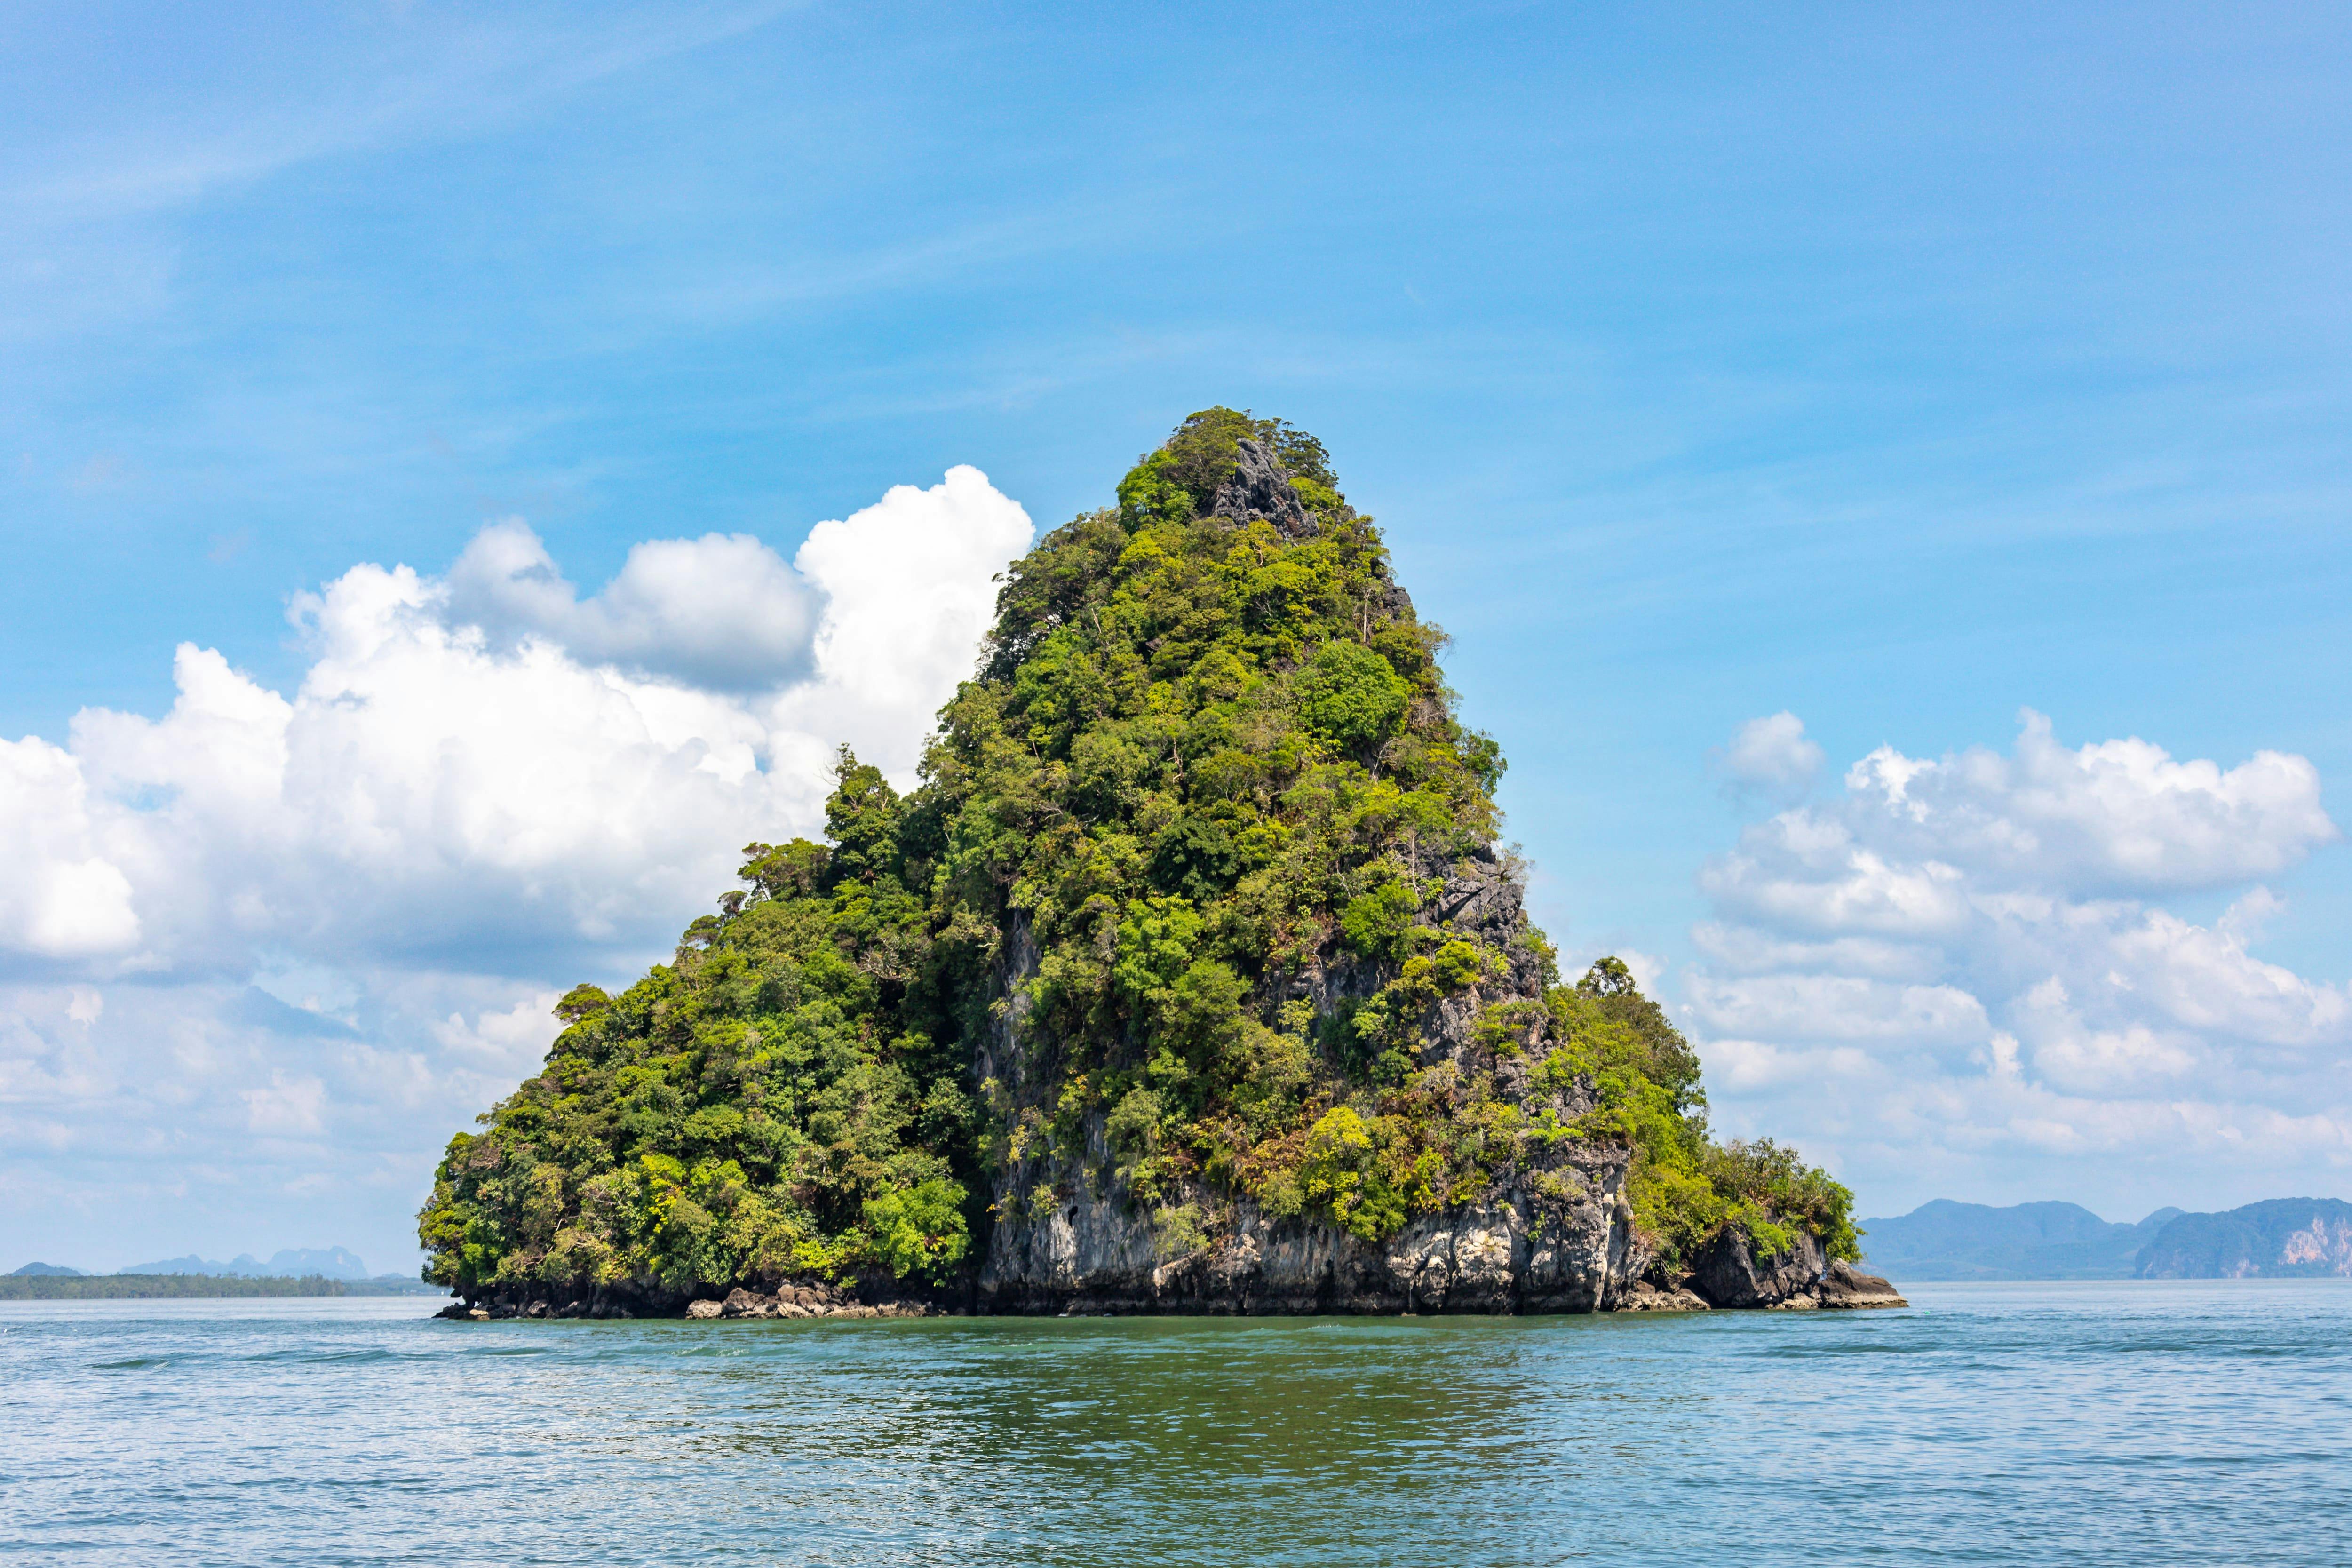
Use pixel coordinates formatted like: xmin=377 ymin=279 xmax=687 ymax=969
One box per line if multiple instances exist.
xmin=973 ymin=841 xmax=1655 ymax=1313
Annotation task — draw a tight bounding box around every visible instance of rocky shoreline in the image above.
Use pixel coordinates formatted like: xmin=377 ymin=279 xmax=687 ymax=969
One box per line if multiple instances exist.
xmin=435 ymin=1219 xmax=1907 ymax=1321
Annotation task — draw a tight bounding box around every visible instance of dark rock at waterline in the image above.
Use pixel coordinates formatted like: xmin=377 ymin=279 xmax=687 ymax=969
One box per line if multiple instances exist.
xmin=433 ymin=1274 xmax=949 ymax=1321
xmin=1678 ymin=1231 xmax=1908 ymax=1311
xmin=1818 ymin=1259 xmax=1908 ymax=1309
xmin=427 ymin=1185 xmax=1914 ymax=1321
xmin=1614 ymin=1279 xmax=1712 ymax=1312
xmin=1689 ymin=1227 xmax=1827 ymax=1309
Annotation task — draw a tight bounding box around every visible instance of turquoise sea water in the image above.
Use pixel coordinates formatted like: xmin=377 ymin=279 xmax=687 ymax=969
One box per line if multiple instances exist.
xmin=4 ymin=1281 xmax=2347 ymax=1565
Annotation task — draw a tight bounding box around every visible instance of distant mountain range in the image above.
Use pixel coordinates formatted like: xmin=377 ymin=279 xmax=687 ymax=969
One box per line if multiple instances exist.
xmin=1861 ymin=1198 xmax=2352 ymax=1280
xmin=1859 ymin=1200 xmax=2182 ymax=1280
xmin=8 ymin=1245 xmax=433 ymax=1291
xmin=2137 ymin=1199 xmax=2352 ymax=1279
xmin=119 ymin=1246 xmax=374 ymax=1280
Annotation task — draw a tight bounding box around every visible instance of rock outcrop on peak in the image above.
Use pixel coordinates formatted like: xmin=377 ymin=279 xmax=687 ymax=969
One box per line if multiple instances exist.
xmin=1211 ymin=438 xmax=1317 ymax=536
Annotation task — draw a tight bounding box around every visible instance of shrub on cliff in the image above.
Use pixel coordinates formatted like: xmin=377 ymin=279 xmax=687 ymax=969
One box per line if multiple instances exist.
xmin=418 ymin=409 xmax=1854 ymax=1296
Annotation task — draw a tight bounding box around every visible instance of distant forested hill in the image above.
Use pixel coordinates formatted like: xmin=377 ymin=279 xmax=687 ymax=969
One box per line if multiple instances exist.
xmin=0 ymin=1273 xmax=442 ymax=1300
xmin=2136 ymin=1199 xmax=2352 ymax=1279
xmin=1859 ymin=1200 xmax=2180 ymax=1280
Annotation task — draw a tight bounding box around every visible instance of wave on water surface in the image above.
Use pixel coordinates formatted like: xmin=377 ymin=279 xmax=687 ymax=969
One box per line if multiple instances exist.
xmin=3 ymin=1282 xmax=2348 ymax=1567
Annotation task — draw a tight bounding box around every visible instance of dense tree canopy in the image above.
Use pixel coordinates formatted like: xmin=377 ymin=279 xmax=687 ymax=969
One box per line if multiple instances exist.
xmin=419 ymin=410 xmax=1855 ymax=1296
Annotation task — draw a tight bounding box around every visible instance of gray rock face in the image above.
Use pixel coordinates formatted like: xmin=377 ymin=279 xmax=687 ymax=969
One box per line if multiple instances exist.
xmin=1615 ymin=1280 xmax=1711 ymax=1312
xmin=978 ymin=1168 xmax=1645 ymax=1314
xmin=1687 ymin=1226 xmax=1828 ymax=1308
xmin=973 ymin=812 xmax=1672 ymax=1314
xmin=1210 ymin=439 xmax=1316 ymax=536
xmin=1817 ymin=1259 xmax=1908 ymax=1309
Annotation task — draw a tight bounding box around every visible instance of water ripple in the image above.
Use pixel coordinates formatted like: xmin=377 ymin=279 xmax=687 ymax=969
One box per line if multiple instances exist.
xmin=0 ymin=1281 xmax=2346 ymax=1565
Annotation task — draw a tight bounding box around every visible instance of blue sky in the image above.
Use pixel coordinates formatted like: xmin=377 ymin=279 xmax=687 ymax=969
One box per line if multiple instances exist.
xmin=4 ymin=1 xmax=2348 ymax=1272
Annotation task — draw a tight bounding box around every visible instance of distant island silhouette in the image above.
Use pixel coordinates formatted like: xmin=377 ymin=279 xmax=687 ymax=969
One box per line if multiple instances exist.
xmin=1861 ymin=1198 xmax=2352 ymax=1280
xmin=4 ymin=1246 xmax=440 ymax=1298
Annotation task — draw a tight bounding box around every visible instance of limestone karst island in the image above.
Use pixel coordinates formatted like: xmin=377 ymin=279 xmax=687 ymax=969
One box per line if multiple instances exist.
xmin=420 ymin=410 xmax=1905 ymax=1321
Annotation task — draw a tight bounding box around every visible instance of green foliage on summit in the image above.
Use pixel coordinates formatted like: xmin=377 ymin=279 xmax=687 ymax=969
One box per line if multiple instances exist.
xmin=418 ymin=409 xmax=1854 ymax=1297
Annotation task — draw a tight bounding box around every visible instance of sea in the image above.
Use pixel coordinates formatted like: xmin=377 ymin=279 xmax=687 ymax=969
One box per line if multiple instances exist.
xmin=3 ymin=1281 xmax=2346 ymax=1565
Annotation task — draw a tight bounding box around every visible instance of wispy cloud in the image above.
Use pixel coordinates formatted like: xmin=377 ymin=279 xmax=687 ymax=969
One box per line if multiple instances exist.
xmin=8 ymin=4 xmax=808 ymax=223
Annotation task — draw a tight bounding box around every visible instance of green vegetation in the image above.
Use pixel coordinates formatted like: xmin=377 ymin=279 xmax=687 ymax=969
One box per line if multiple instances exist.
xmin=418 ymin=409 xmax=1854 ymax=1299
xmin=1538 ymin=958 xmax=1859 ymax=1267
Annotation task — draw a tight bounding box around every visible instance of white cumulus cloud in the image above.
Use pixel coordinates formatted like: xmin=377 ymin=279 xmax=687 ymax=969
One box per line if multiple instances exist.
xmin=0 ymin=736 xmax=141 ymax=957
xmin=778 ymin=464 xmax=1041 ymax=777
xmin=1684 ymin=710 xmax=2352 ymax=1217
xmin=445 ymin=520 xmax=822 ymax=692
xmin=1719 ymin=710 xmax=1824 ymax=800
xmin=1840 ymin=709 xmax=2335 ymax=892
xmin=0 ymin=466 xmax=1033 ymax=1270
